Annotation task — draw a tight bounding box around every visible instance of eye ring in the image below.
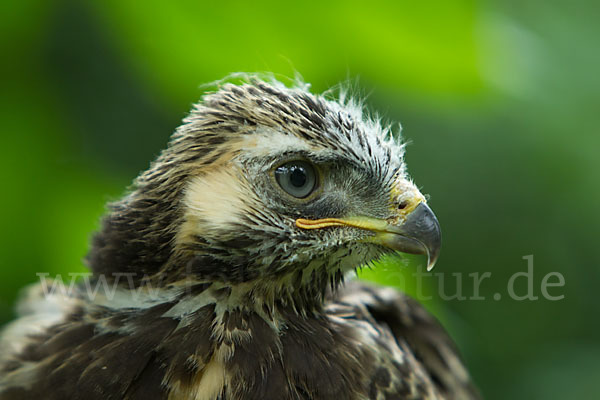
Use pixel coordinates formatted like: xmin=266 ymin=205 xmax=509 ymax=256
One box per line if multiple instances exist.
xmin=274 ymin=160 xmax=318 ymax=199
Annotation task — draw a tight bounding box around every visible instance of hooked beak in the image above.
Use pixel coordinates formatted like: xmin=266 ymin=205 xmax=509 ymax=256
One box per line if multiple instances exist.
xmin=296 ymin=202 xmax=441 ymax=270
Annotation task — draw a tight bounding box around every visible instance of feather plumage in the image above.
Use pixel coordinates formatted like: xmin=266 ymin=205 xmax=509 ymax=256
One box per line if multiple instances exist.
xmin=0 ymin=77 xmax=479 ymax=400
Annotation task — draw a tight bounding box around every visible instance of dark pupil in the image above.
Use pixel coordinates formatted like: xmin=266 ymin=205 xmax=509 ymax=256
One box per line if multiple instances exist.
xmin=289 ymin=166 xmax=307 ymax=187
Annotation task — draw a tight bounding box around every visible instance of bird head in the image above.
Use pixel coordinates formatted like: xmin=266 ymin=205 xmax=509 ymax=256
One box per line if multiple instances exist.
xmin=88 ymin=78 xmax=440 ymax=304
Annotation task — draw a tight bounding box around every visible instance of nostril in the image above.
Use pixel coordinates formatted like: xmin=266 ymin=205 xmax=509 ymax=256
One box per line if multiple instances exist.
xmin=398 ymin=201 xmax=408 ymax=210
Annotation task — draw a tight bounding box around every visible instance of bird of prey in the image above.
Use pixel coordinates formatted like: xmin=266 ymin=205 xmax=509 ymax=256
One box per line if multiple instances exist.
xmin=0 ymin=77 xmax=480 ymax=400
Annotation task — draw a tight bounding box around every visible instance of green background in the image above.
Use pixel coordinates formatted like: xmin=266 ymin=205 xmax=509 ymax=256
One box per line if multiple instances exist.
xmin=1 ymin=0 xmax=599 ymax=398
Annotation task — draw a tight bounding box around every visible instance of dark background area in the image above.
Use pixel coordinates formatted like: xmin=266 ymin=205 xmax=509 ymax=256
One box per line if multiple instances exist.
xmin=1 ymin=1 xmax=599 ymax=398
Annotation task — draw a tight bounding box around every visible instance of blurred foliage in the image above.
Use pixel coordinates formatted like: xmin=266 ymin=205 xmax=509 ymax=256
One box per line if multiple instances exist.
xmin=1 ymin=0 xmax=599 ymax=399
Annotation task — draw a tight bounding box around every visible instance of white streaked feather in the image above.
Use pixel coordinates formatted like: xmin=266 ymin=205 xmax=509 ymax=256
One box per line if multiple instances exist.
xmin=0 ymin=282 xmax=77 ymax=376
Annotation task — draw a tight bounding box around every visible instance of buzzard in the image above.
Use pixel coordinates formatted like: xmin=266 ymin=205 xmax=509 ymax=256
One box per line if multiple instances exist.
xmin=0 ymin=77 xmax=480 ymax=399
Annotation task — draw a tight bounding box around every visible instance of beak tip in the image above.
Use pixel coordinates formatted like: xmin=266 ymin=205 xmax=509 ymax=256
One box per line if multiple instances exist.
xmin=426 ymin=252 xmax=439 ymax=271
xmin=398 ymin=202 xmax=442 ymax=271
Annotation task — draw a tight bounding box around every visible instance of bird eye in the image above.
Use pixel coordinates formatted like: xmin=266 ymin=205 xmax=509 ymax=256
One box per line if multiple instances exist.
xmin=274 ymin=161 xmax=317 ymax=199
